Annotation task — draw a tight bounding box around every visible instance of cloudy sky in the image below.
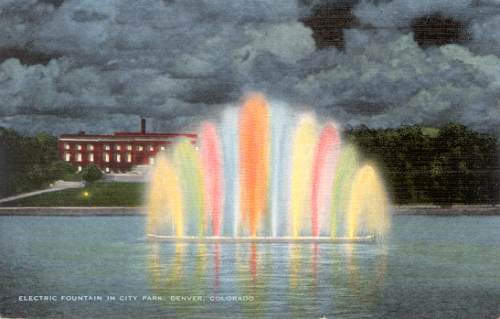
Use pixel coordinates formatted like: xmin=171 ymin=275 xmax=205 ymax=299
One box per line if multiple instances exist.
xmin=1 ymin=0 xmax=500 ymax=135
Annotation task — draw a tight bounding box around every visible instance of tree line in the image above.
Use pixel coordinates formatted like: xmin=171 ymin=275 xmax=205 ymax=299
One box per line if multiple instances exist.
xmin=0 ymin=128 xmax=64 ymax=197
xmin=346 ymin=123 xmax=499 ymax=206
xmin=1 ymin=124 xmax=499 ymax=206
xmin=0 ymin=127 xmax=101 ymax=198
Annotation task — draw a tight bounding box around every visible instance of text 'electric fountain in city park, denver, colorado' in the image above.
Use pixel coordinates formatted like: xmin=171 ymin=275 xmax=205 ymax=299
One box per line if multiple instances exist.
xmin=146 ymin=93 xmax=390 ymax=243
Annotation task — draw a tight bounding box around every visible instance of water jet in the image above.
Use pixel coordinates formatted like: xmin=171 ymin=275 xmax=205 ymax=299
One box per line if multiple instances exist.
xmin=146 ymin=93 xmax=390 ymax=242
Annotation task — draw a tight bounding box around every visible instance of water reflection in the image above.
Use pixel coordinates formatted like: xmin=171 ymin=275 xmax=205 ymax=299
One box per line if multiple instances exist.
xmin=147 ymin=243 xmax=388 ymax=318
xmin=344 ymin=244 xmax=388 ymax=310
xmin=148 ymin=243 xmax=185 ymax=289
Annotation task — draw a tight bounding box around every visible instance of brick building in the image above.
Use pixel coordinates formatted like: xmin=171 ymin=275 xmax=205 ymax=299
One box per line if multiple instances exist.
xmin=58 ymin=119 xmax=196 ymax=173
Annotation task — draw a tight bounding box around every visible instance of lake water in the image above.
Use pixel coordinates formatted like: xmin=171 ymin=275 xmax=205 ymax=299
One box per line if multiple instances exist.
xmin=0 ymin=215 xmax=499 ymax=319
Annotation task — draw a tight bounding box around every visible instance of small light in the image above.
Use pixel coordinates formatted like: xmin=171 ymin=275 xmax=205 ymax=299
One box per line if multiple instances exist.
xmin=83 ymin=191 xmax=90 ymax=198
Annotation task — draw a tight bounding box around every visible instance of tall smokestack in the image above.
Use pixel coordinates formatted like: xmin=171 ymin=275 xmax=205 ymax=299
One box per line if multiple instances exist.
xmin=141 ymin=117 xmax=146 ymax=134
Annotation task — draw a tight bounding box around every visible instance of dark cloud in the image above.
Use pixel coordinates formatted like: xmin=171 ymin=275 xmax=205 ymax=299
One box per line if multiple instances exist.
xmin=337 ymin=100 xmax=389 ymax=116
xmin=15 ymin=105 xmax=89 ymax=118
xmin=0 ymin=47 xmax=61 ymax=65
xmin=39 ymin=0 xmax=64 ymax=7
xmin=0 ymin=0 xmax=500 ymax=136
xmin=301 ymin=0 xmax=360 ymax=50
xmin=179 ymin=77 xmax=238 ymax=105
xmin=72 ymin=9 xmax=108 ymax=23
xmin=411 ymin=13 xmax=471 ymax=48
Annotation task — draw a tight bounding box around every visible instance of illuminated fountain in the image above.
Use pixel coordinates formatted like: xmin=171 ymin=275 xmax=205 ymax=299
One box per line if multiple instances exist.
xmin=146 ymin=93 xmax=390 ymax=243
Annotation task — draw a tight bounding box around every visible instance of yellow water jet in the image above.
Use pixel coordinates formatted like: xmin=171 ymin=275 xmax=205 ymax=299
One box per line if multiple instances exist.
xmin=289 ymin=115 xmax=317 ymax=237
xmin=346 ymin=164 xmax=389 ymax=238
xmin=147 ymin=153 xmax=184 ymax=236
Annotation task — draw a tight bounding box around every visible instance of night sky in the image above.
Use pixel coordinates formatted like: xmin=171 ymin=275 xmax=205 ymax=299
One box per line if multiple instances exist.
xmin=1 ymin=0 xmax=500 ymax=135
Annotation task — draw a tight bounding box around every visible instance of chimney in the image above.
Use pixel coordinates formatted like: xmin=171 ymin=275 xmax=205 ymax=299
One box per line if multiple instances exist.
xmin=141 ymin=117 xmax=146 ymax=134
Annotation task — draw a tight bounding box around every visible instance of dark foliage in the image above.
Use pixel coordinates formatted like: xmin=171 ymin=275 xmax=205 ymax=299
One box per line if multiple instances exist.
xmin=81 ymin=165 xmax=103 ymax=183
xmin=346 ymin=124 xmax=499 ymax=206
xmin=0 ymin=128 xmax=76 ymax=197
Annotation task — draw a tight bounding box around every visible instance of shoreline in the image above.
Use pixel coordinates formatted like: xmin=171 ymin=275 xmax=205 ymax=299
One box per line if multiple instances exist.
xmin=0 ymin=207 xmax=145 ymax=216
xmin=393 ymin=204 xmax=499 ymax=216
xmin=0 ymin=205 xmax=499 ymax=216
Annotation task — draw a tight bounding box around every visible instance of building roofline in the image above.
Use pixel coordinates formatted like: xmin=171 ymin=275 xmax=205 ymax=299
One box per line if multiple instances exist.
xmin=112 ymin=132 xmax=197 ymax=138
xmin=59 ymin=132 xmax=197 ymax=139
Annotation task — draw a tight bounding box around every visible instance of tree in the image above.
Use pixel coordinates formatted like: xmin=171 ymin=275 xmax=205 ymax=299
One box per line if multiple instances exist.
xmin=81 ymin=165 xmax=103 ymax=183
xmin=347 ymin=123 xmax=499 ymax=206
xmin=47 ymin=161 xmax=78 ymax=181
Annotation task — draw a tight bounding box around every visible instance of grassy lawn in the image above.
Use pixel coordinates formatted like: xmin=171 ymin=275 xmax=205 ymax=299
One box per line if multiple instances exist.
xmin=2 ymin=182 xmax=146 ymax=207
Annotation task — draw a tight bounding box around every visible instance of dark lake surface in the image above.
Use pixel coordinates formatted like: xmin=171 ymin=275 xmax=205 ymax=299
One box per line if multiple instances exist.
xmin=0 ymin=215 xmax=499 ymax=318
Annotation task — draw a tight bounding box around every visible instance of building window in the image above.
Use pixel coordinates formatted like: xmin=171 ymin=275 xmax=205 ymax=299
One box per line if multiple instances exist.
xmin=105 ymin=167 xmax=110 ymax=173
xmin=137 ymin=145 xmax=144 ymax=151
xmin=64 ymin=143 xmax=70 ymax=150
xmin=126 ymin=144 xmax=132 ymax=151
xmin=116 ymin=154 xmax=121 ymax=163
xmin=104 ymin=152 xmax=110 ymax=163
xmin=87 ymin=144 xmax=94 ymax=151
xmin=104 ymin=144 xmax=110 ymax=151
xmin=115 ymin=144 xmax=121 ymax=151
xmin=77 ymin=166 xmax=82 ymax=172
xmin=127 ymin=153 xmax=132 ymax=163
xmin=149 ymin=157 xmax=155 ymax=165
xmin=64 ymin=152 xmax=71 ymax=162
xmin=160 ymin=146 xmax=166 ymax=151
xmin=88 ymin=153 xmax=94 ymax=162
xmin=76 ymin=144 xmax=82 ymax=150
xmin=148 ymin=145 xmax=154 ymax=151
xmin=76 ymin=153 xmax=82 ymax=162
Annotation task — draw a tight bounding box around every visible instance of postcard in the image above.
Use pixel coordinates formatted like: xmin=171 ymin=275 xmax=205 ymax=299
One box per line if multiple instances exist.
xmin=1 ymin=1 xmax=499 ymax=318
